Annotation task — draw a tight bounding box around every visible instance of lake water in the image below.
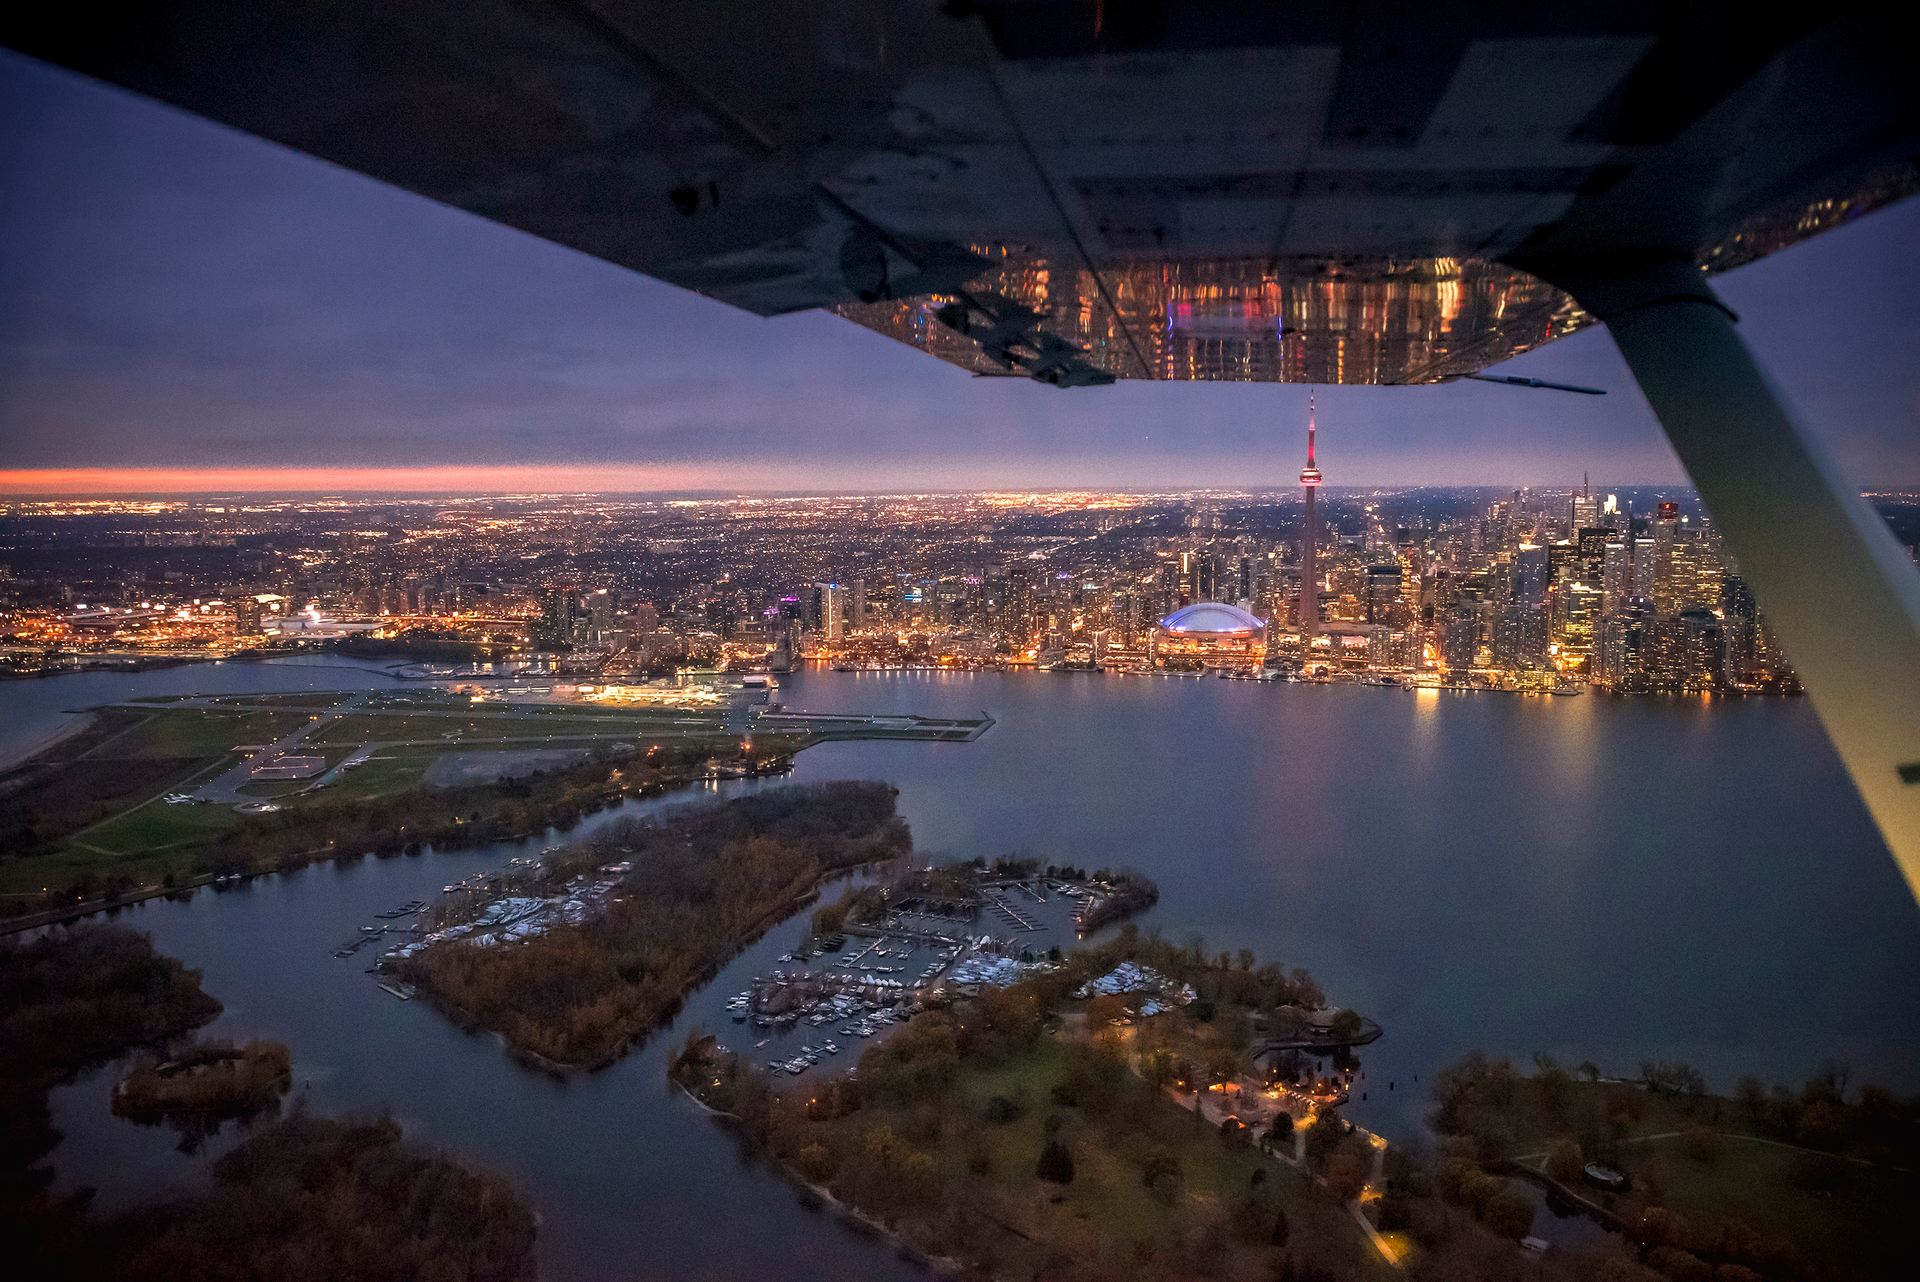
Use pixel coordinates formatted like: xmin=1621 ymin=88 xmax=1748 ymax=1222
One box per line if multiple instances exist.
xmin=16 ymin=660 xmax=1920 ymax=1279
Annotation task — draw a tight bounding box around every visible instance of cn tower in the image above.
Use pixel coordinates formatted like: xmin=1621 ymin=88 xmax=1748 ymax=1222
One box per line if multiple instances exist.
xmin=1299 ymin=396 xmax=1323 ymax=637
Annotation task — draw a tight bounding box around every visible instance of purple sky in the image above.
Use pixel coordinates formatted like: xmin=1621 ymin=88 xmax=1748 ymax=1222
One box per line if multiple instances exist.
xmin=3 ymin=48 xmax=1917 ymax=493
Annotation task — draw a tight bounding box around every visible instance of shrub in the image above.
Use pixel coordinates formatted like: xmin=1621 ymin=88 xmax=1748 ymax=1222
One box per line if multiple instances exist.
xmin=796 ymin=1142 xmax=835 ymax=1183
xmin=1304 ymin=1112 xmax=1347 ymax=1169
xmin=1545 ymin=1135 xmax=1585 ymax=1183
xmin=1325 ymin=1151 xmax=1367 ymax=1201
xmin=1681 ymin=1126 xmax=1720 ymax=1164
xmin=1142 ymin=1145 xmax=1181 ymax=1195
xmin=1481 ymin=1186 xmax=1536 ymax=1239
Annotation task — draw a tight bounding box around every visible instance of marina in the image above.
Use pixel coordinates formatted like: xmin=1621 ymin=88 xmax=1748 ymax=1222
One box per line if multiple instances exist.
xmin=720 ymin=872 xmax=1108 ymax=1075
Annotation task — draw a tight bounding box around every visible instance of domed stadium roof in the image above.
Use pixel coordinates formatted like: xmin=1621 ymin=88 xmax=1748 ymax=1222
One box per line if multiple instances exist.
xmin=1159 ymin=603 xmax=1266 ymax=635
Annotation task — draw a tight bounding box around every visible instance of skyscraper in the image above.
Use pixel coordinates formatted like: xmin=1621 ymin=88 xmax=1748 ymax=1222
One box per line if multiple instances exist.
xmin=540 ymin=584 xmax=580 ymax=646
xmin=821 ymin=583 xmax=845 ymax=642
xmin=1299 ymin=396 xmax=1322 ymax=637
xmin=1569 ymin=475 xmax=1599 ymax=534
xmin=1652 ymin=502 xmax=1681 ymax=614
xmin=1602 ymin=540 xmax=1631 ymax=616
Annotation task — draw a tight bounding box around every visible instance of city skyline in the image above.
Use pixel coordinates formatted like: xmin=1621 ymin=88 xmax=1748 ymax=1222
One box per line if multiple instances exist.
xmin=8 ymin=480 xmax=1888 ymax=699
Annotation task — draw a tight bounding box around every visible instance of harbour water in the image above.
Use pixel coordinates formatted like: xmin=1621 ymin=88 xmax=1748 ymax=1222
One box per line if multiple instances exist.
xmin=14 ymin=660 xmax=1920 ymax=1279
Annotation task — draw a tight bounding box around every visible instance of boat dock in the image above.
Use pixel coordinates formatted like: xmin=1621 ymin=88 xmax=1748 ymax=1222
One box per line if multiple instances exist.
xmin=985 ymin=892 xmax=1044 ymax=932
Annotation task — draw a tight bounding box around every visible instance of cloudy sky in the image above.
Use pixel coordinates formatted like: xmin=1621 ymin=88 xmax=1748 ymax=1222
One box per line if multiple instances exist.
xmin=3 ymin=47 xmax=1917 ymax=495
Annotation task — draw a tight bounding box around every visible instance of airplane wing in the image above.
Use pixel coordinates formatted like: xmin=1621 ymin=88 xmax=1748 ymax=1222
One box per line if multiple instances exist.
xmin=6 ymin=3 xmax=1912 ymax=387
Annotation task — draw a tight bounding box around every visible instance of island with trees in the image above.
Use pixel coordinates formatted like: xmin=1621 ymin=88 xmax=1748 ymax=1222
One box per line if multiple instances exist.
xmin=113 ymin=1036 xmax=292 ymax=1122
xmin=399 ymin=781 xmax=912 ymax=1068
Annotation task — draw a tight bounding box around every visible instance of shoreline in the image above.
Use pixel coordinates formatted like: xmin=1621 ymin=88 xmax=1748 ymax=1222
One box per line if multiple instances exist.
xmin=0 ymin=709 xmax=97 ymax=773
xmin=672 ymin=1079 xmax=963 ymax=1277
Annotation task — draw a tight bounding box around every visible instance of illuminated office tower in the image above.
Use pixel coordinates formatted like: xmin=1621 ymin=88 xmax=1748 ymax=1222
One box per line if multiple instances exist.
xmin=1555 ymin=582 xmax=1605 ymax=670
xmin=1632 ymin=536 xmax=1657 ymax=599
xmin=1365 ymin=564 xmax=1403 ymax=622
xmin=540 ymin=584 xmax=580 ymax=646
xmin=1576 ymin=527 xmax=1614 ymax=585
xmin=1514 ymin=545 xmax=1550 ymax=667
xmin=821 ymin=583 xmax=845 ymax=642
xmin=1721 ymin=574 xmax=1760 ymax=684
xmin=586 ymin=589 xmax=617 ymax=644
xmin=232 ymin=595 xmax=263 ymax=635
xmin=849 ymin=578 xmax=865 ymax=629
xmin=1602 ymin=540 xmax=1631 ymax=616
xmin=1569 ymin=475 xmax=1599 ymax=534
xmin=1442 ymin=600 xmax=1480 ymax=672
xmin=1677 ymin=534 xmax=1724 ymax=612
xmin=1652 ymin=502 xmax=1681 ymax=614
xmin=1677 ymin=610 xmax=1726 ymax=690
xmin=1298 ymin=396 xmax=1323 ymax=637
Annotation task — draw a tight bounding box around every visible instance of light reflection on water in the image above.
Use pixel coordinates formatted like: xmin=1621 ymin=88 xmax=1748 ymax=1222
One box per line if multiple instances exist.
xmin=16 ymin=662 xmax=1920 ymax=1280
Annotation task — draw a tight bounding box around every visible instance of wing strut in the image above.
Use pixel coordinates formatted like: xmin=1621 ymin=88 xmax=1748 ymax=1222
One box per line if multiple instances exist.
xmin=1533 ymin=256 xmax=1920 ymax=902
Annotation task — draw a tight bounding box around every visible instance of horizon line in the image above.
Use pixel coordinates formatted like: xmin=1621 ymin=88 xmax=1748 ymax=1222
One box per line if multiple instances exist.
xmin=0 ymin=466 xmax=1738 ymax=498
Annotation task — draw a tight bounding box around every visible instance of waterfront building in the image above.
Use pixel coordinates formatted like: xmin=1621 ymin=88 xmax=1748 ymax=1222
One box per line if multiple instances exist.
xmin=1440 ymin=601 xmax=1479 ymax=674
xmin=1155 ymin=602 xmax=1267 ymax=664
xmin=1553 ymin=583 xmax=1604 ymax=672
xmin=1677 ymin=609 xmax=1726 ymax=690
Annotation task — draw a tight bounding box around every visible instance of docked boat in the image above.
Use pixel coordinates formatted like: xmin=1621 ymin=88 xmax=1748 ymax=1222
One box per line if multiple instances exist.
xmin=1582 ymin=1162 xmax=1628 ymax=1191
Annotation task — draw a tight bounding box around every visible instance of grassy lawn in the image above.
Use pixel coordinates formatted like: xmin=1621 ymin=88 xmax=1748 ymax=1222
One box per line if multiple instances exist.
xmin=101 ymin=708 xmax=306 ymax=757
xmin=237 ymin=779 xmax=315 ymax=797
xmin=0 ymin=753 xmax=226 ymax=865
xmin=306 ymin=711 xmax=660 ymax=743
xmin=73 ymin=800 xmax=238 ymax=856
xmin=315 ymin=747 xmax=445 ymax=799
xmin=0 ymin=788 xmax=241 ymax=897
xmin=1611 ymin=1135 xmax=1909 ymax=1277
xmin=363 ymin=693 xmax=480 ymax=712
xmin=308 ymin=709 xmax=725 ymax=744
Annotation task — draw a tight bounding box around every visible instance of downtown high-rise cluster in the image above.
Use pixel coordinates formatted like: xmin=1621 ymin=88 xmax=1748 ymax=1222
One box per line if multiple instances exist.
xmin=0 ymin=486 xmax=1822 ymax=694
